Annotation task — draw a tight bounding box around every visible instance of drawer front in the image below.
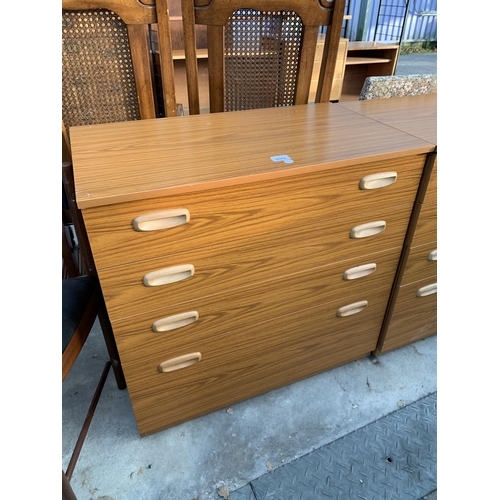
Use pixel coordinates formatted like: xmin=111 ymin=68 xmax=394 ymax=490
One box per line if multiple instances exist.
xmin=422 ymin=158 xmax=437 ymax=204
xmin=411 ymin=201 xmax=436 ymax=248
xmin=110 ymin=251 xmax=398 ymax=340
xmin=119 ymin=286 xmax=391 ymax=435
xmin=83 ymin=155 xmax=426 ymax=269
xmin=100 ymin=205 xmax=411 ymax=319
xmin=400 ymin=242 xmax=437 ymax=286
xmin=380 ymin=279 xmax=437 ymax=354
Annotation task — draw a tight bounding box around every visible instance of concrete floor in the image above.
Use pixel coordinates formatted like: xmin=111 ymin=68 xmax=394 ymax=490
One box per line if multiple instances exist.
xmin=394 ymin=52 xmax=437 ymax=76
xmin=62 ymin=319 xmax=437 ymax=500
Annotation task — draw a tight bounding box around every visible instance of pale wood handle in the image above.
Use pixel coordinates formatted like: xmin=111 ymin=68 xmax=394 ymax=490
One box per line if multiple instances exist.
xmin=416 ymin=283 xmax=437 ymax=297
xmin=152 ymin=311 xmax=199 ymax=332
xmin=350 ymin=221 xmax=386 ymax=239
xmin=359 ymin=171 xmax=397 ymax=190
xmin=336 ymin=300 xmax=368 ymax=317
xmin=158 ymin=353 xmax=202 ymax=373
xmin=427 ymin=249 xmax=437 ymax=261
xmin=342 ymin=263 xmax=377 ymax=280
xmin=143 ymin=265 xmax=194 ymax=287
xmin=132 ymin=209 xmax=190 ymax=231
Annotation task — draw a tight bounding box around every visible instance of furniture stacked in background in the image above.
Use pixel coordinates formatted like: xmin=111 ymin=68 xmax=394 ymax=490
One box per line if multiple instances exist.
xmin=69 ymin=95 xmax=437 ymax=436
xmin=179 ymin=0 xmax=346 ymax=114
xmin=341 ymin=41 xmax=400 ymax=100
xmin=156 ymin=0 xmax=399 ymax=109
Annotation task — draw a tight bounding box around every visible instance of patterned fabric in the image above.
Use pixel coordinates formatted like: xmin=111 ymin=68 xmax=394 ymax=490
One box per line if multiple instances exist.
xmin=359 ymin=74 xmax=437 ymax=100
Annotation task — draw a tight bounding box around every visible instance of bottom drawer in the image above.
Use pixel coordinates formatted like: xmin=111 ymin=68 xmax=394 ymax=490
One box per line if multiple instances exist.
xmin=120 ymin=286 xmax=391 ymax=435
xmin=379 ymin=279 xmax=437 ymax=354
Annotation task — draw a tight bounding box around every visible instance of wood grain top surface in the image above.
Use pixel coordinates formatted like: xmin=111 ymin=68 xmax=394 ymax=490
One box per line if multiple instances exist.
xmin=70 ymin=101 xmax=436 ymax=208
xmin=338 ymin=94 xmax=437 ymax=145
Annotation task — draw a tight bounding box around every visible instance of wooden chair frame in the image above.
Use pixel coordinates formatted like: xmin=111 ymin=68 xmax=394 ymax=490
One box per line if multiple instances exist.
xmin=62 ymin=0 xmax=178 ymax=121
xmin=179 ymin=0 xmax=346 ymax=114
xmin=62 ymin=129 xmax=127 ymax=486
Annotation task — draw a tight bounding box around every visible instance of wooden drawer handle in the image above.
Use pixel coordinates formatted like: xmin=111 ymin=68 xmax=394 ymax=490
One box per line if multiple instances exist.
xmin=158 ymin=353 xmax=202 ymax=373
xmin=152 ymin=311 xmax=199 ymax=332
xmin=143 ymin=264 xmax=194 ymax=287
xmin=350 ymin=221 xmax=386 ymax=239
xmin=132 ymin=209 xmax=190 ymax=231
xmin=336 ymin=300 xmax=368 ymax=317
xmin=342 ymin=263 xmax=377 ymax=280
xmin=427 ymin=249 xmax=437 ymax=261
xmin=359 ymin=171 xmax=397 ymax=190
xmin=416 ymin=283 xmax=437 ymax=297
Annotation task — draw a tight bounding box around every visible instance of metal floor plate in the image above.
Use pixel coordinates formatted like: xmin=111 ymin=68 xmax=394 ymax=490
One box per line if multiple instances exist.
xmin=232 ymin=393 xmax=437 ymax=500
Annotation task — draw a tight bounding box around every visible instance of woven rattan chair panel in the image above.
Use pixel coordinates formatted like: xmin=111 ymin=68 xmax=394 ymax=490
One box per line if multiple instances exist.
xmin=62 ymin=9 xmax=141 ymax=129
xmin=224 ymin=10 xmax=302 ymax=111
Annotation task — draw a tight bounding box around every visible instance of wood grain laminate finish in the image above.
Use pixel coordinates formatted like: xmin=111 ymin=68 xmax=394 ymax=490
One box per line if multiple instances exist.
xmin=338 ymin=95 xmax=437 ymax=146
xmin=400 ymin=242 xmax=437 ymax=286
xmin=378 ymin=278 xmax=437 ymax=355
xmin=70 ymin=103 xmax=435 ymax=208
xmin=409 ymin=201 xmax=437 ymax=248
xmin=83 ymin=155 xmax=425 ymax=269
xmin=71 ymin=97 xmax=437 ymax=434
xmin=421 ymin=159 xmax=437 ymax=204
xmin=119 ymin=286 xmax=392 ymax=435
xmin=109 ymin=249 xmax=400 ymax=340
xmin=309 ymin=38 xmax=348 ymax=102
xmin=99 ymin=205 xmax=409 ymax=318
xmin=372 ymin=106 xmax=437 ymax=356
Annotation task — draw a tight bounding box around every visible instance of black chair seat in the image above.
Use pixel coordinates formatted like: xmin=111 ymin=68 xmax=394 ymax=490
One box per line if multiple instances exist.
xmin=62 ymin=276 xmax=96 ymax=353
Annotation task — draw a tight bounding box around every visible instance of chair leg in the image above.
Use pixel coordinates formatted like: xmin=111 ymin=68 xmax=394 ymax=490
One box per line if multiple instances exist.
xmin=97 ymin=294 xmax=127 ymax=390
xmin=65 ymin=361 xmax=111 ymax=481
xmin=63 ymin=470 xmax=78 ymax=500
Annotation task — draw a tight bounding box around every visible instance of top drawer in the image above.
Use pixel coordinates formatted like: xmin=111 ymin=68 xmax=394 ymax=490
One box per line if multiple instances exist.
xmin=83 ymin=155 xmax=426 ymax=269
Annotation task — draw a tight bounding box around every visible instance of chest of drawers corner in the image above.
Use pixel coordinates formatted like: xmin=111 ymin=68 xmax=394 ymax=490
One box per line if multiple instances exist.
xmin=374 ymin=154 xmax=437 ymax=355
xmin=337 ymin=95 xmax=438 ymax=356
xmin=70 ymin=101 xmax=436 ymax=436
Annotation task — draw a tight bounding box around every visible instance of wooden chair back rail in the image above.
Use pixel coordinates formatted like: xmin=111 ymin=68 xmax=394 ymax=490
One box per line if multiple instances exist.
xmin=155 ymin=0 xmax=180 ymax=115
xmin=181 ymin=0 xmax=346 ymax=114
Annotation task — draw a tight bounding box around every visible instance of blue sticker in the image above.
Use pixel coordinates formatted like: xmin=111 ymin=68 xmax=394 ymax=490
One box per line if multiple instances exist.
xmin=270 ymin=155 xmax=294 ymax=164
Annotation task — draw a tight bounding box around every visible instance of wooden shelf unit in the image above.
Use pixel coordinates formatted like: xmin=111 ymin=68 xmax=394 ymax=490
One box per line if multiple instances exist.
xmin=341 ymin=42 xmax=400 ymax=101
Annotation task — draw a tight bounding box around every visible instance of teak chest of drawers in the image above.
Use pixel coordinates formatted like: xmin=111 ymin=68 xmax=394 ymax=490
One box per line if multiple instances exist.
xmin=70 ymin=101 xmax=436 ymax=436
xmin=337 ymin=95 xmax=438 ymax=355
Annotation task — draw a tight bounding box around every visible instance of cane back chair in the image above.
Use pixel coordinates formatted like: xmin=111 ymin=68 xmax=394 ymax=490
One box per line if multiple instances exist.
xmin=178 ymin=0 xmax=346 ymax=114
xmin=62 ymin=0 xmax=179 ymax=141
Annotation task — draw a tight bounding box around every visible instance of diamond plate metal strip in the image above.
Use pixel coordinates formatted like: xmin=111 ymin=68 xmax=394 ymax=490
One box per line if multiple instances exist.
xmin=229 ymin=484 xmax=257 ymax=500
xmin=245 ymin=393 xmax=437 ymax=500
